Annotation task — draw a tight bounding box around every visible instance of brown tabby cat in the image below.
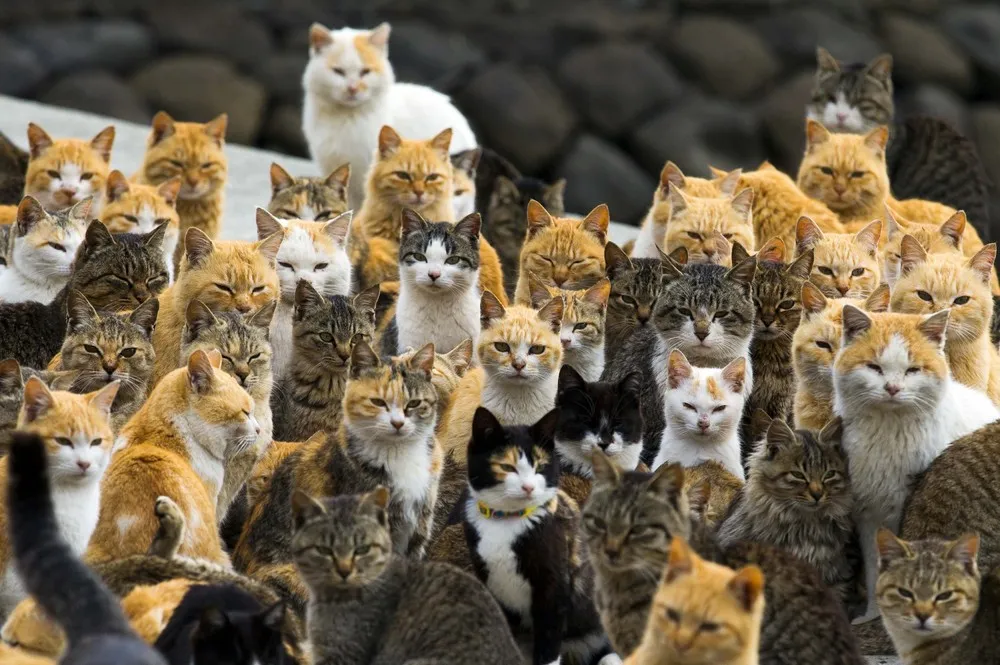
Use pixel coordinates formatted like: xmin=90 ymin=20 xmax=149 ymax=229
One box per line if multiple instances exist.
xmin=267 ymin=161 xmax=350 ymax=222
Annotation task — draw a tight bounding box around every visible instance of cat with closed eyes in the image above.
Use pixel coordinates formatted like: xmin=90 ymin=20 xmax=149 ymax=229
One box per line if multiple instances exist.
xmin=267 ymin=162 xmax=350 ymax=222
xmin=795 ymin=217 xmax=882 ymax=298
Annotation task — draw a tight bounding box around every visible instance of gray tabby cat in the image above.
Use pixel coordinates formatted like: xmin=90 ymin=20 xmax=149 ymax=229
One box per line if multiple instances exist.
xmin=267 ymin=161 xmax=349 ymax=222
xmin=293 ymin=488 xmax=523 ymax=665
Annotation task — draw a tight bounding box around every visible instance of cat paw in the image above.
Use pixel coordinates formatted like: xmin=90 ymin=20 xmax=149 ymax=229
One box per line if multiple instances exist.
xmin=597 ymin=655 xmax=623 ymax=665
xmin=851 ymin=609 xmax=881 ymax=625
xmin=154 ymin=496 xmax=183 ymax=524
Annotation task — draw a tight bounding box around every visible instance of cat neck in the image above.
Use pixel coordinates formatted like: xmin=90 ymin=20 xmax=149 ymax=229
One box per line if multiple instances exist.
xmin=288 ymin=359 xmax=349 ymax=407
xmin=564 ymin=345 xmax=605 ymax=383
xmin=168 ymin=411 xmax=231 ymax=502
xmin=480 ymin=370 xmax=559 ymax=426
xmin=658 ymin=420 xmax=744 ymax=481
xmin=344 ymin=421 xmax=435 ymax=476
xmin=176 ymin=192 xmax=224 ymax=238
xmin=358 ymin=198 xmax=454 ymax=241
xmin=885 ymin=613 xmax=973 ymax=664
xmin=396 ymin=275 xmax=481 ymax=352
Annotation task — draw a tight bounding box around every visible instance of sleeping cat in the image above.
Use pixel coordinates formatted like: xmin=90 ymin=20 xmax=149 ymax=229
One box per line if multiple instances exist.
xmin=451 ymin=148 xmax=481 ymax=219
xmin=23 ymin=122 xmax=114 ymax=213
xmin=529 ymin=276 xmax=610 ymax=382
xmin=795 ymin=216 xmax=882 ymax=297
xmin=267 ymin=161 xmax=350 ymax=222
xmin=101 ymin=170 xmax=181 ymax=280
xmin=663 ymin=186 xmax=755 ymax=265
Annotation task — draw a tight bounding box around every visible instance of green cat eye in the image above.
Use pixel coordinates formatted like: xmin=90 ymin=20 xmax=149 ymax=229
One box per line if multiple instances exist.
xmin=498 ymin=463 xmax=517 ymax=473
xmin=90 ymin=438 xmax=102 ymax=447
xmin=407 ymin=252 xmax=427 ymax=263
xmin=444 ymin=256 xmax=461 ymax=265
xmin=494 ymin=342 xmax=510 ymax=353
xmin=406 ymin=400 xmax=421 ymax=409
xmin=356 ymin=544 xmax=371 ymax=555
xmin=528 ymin=345 xmax=545 ymax=355
xmin=54 ymin=437 xmax=73 ymax=447
xmin=425 ymin=173 xmax=441 ymax=182
xmin=778 ymin=300 xmax=795 ymax=310
xmin=573 ymin=323 xmax=588 ymax=331
xmin=319 ymin=333 xmax=333 ymax=343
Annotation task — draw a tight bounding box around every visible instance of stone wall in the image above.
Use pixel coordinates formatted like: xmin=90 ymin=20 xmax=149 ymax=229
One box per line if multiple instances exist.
xmin=2 ymin=0 xmax=999 ymax=225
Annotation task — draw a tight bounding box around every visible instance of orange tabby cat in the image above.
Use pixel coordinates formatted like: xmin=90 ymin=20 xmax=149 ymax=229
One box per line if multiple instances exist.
xmin=101 ymin=170 xmax=181 ymax=278
xmin=513 ymin=200 xmax=608 ymax=305
xmin=881 ymin=206 xmax=964 ymax=287
xmin=24 ymin=123 xmax=115 ymax=213
xmin=795 ymin=216 xmax=882 ymax=297
xmin=662 ymin=187 xmax=755 ymax=265
xmin=87 ymin=350 xmax=256 ymax=565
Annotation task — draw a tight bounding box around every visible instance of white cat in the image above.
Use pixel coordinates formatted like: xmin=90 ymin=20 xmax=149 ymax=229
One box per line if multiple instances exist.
xmin=653 ymin=350 xmax=747 ymax=480
xmin=833 ymin=306 xmax=1000 ymax=623
xmin=302 ymin=22 xmax=478 ymax=209
xmin=254 ymin=208 xmax=353 ymax=382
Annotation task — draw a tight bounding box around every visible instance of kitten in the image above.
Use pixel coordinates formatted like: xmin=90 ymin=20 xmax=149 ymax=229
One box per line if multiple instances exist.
xmin=0 ymin=220 xmax=170 ymax=370
xmin=530 ymin=276 xmax=611 ymax=382
xmin=833 ymin=307 xmax=1000 ymax=621
xmin=254 ymin=208 xmax=352 ymax=383
xmin=101 ymin=170 xmax=181 ymax=280
xmin=267 ymin=161 xmax=350 ymax=222
xmin=463 ymin=407 xmax=609 ymax=665
xmin=292 ymin=488 xmax=521 ymax=665
xmin=625 ymin=537 xmax=765 ymax=665
xmin=881 ymin=206 xmax=964 ymax=288
xmin=270 ymin=283 xmax=378 ymax=442
xmin=718 ymin=416 xmax=855 ymax=597
xmin=653 ymin=350 xmax=747 ymax=480
xmin=0 ymin=377 xmax=119 ymax=618
xmin=23 ymin=122 xmax=114 ymax=212
xmin=796 ymin=216 xmax=882 ymax=297
xmin=451 ymin=148 xmax=481 ymax=219
xmin=301 ymin=22 xmax=477 ymax=209
xmin=663 ymin=186 xmax=755 ymax=265
xmin=0 ymin=196 xmax=90 ymax=304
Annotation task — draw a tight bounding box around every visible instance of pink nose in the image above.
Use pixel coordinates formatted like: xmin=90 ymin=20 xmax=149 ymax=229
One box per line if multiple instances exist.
xmin=427 ymin=270 xmax=440 ymax=281
xmin=561 ymin=338 xmax=571 ymax=349
xmin=512 ymin=359 xmax=526 ymax=371
xmin=885 ymin=384 xmax=901 ymax=396
xmin=391 ymin=418 xmax=404 ymax=431
xmin=698 ymin=420 xmax=710 ymax=431
xmin=77 ymin=461 xmax=91 ymax=471
xmin=522 ymin=484 xmax=535 ymax=495
xmin=837 ymin=112 xmax=847 ymax=121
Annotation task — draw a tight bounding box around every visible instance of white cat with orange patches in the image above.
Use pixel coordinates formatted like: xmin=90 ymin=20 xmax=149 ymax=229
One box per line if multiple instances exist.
xmin=101 ymin=170 xmax=182 ymax=279
xmin=302 ymin=22 xmax=477 ymax=208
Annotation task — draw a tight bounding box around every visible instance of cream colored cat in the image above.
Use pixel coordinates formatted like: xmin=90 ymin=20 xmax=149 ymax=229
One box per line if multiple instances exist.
xmin=795 ymin=216 xmax=882 ymax=297
xmin=663 ymin=187 xmax=755 ymax=265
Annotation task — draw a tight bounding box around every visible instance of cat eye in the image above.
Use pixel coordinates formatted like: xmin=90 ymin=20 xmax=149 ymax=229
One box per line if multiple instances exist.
xmin=249 ymin=353 xmax=262 ymax=362
xmin=528 ymin=345 xmax=545 ymax=355
xmin=494 ymin=342 xmax=510 ymax=353
xmin=221 ymin=355 xmax=235 ymax=366
xmin=444 ymin=256 xmax=462 ymax=265
xmin=319 ymin=333 xmax=334 ymax=343
xmin=123 ymin=214 xmax=138 ymax=224
xmin=424 ymin=174 xmax=441 ymax=182
xmin=279 ymin=209 xmax=299 ymax=218
xmin=897 ymin=588 xmax=914 ymax=600
xmin=214 ymin=283 xmax=235 ymax=294
xmin=619 ymin=295 xmax=636 ymax=306
xmin=817 ymin=266 xmax=834 ymax=276
xmin=168 ymin=160 xmax=184 ymax=168
xmin=906 ymin=367 xmax=921 ymax=375
xmin=454 ymin=189 xmax=467 ymax=196
xmin=666 ymin=608 xmax=681 ymax=622
xmin=723 ymin=233 xmax=733 ymax=239
xmin=935 ymin=591 xmax=953 ymax=602
xmin=823 ymin=471 xmax=840 ymax=481
xmin=406 ymin=400 xmax=421 ymax=409
xmin=682 ymin=403 xmax=697 ymax=412
xmin=678 ymin=308 xmax=692 ymax=318
xmin=498 ymin=463 xmax=517 ymax=473
xmin=573 ymin=323 xmax=588 ymax=331
xmin=393 ymin=171 xmax=412 ymax=181
xmin=278 ymin=261 xmax=294 ymax=269
xmin=700 ymin=622 xmax=719 ymax=632
xmin=356 ymin=544 xmax=371 ymax=555
xmin=786 ymin=472 xmax=807 ymax=483
xmin=819 ymin=167 xmax=834 ymax=175
xmin=360 ymin=68 xmax=372 ymax=76
xmin=686 ymin=232 xmax=702 ymax=241
xmin=370 ymin=398 xmax=387 ymax=408
xmin=252 ymin=285 xmax=267 ymax=294
xmin=815 ymin=340 xmax=833 ymax=351
xmin=119 ymin=348 xmax=137 ymax=358
xmin=584 ymin=514 xmax=606 ymax=530
xmin=314 ymin=263 xmax=329 ymax=271
xmin=953 ymin=296 xmax=970 ymax=305
xmin=407 ymin=252 xmax=427 ymax=263
xmin=713 ymin=310 xmax=729 ymax=320
xmin=54 ymin=437 xmax=73 ymax=447
xmin=333 ymin=67 xmax=346 ymax=75
xmin=90 ymin=438 xmax=102 ymax=447
xmin=849 ymin=171 xmax=866 ymax=178
xmin=84 ymin=344 xmax=100 ymax=354
xmin=866 ymin=363 xmax=883 ymax=374
xmin=47 ymin=242 xmax=66 ymax=252
xmin=851 ymin=268 xmax=865 ymax=277
xmin=315 ymin=211 xmax=335 ymax=220
xmin=80 ymin=172 xmax=93 ymax=181
xmin=712 ymin=405 xmax=726 ymax=413
xmin=352 ymin=332 xmax=370 ymax=344
xmin=778 ymin=300 xmax=796 ymax=310
xmin=47 ymin=169 xmax=61 ymax=178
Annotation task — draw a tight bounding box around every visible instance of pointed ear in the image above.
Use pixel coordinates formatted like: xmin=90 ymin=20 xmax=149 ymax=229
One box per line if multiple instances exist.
xmin=185 ymin=227 xmax=215 ymax=268
xmin=603 ymin=241 xmax=632 ymax=280
xmin=800 ymin=281 xmax=828 ymax=317
xmin=721 ymin=357 xmax=747 ymax=394
xmin=408 ymin=343 xmax=435 ymax=379
xmin=667 ymin=350 xmax=693 ymax=390
xmin=67 ymin=289 xmax=99 ymax=334
xmin=0 ymin=359 xmax=22 ymax=393
xmin=817 ymin=46 xmax=840 ymax=73
xmin=591 ymin=448 xmax=622 ymax=486
xmin=292 ymin=490 xmax=327 ymax=530
xmin=324 ymin=211 xmax=352 ymax=246
xmin=308 ymin=22 xmax=334 ymax=51
xmin=255 ymin=208 xmax=284 ymax=241
xmin=451 ymin=147 xmax=482 ymax=175
xmin=69 ymin=196 xmax=95 ymax=223
xmin=730 ymin=241 xmax=751 ymax=266
xmin=583 ymin=278 xmax=611 ymax=308
xmin=787 ymin=249 xmax=814 ymax=281
xmin=946 ymin=533 xmax=980 ymax=577
xmin=766 ymin=417 xmax=797 ymax=450
xmin=150 ymin=111 xmax=176 ymax=145
xmin=842 ymin=305 xmax=873 ymax=344
xmin=938 ymin=211 xmax=967 ymax=249
xmin=471 ymin=407 xmax=504 ymax=452
xmin=536 ymin=296 xmax=564 ymax=334
xmin=445 ymin=339 xmax=474 ymax=377
xmin=865 ymin=126 xmax=890 ymax=155
xmin=864 ymin=283 xmax=891 ymax=313
xmin=480 ymin=291 xmax=506 ymax=329
xmin=256 ymin=231 xmax=284 ymax=264
xmin=203 ymin=114 xmax=227 ymax=146
xmin=16 ymin=196 xmax=47 ymax=236
xmin=664 ymin=536 xmax=695 ymax=583
xmin=454 ymin=213 xmax=481 ymax=241
xmin=269 ymin=162 xmax=295 ymax=195
xmin=919 ymin=309 xmax=950 ymax=347
xmin=400 ymin=208 xmax=426 ymax=238
xmin=854 ymin=220 xmax=882 ymax=257
xmin=819 ymin=416 xmax=843 ymax=446
xmin=527 ymin=272 xmax=555 ymax=310
xmin=349 ymin=342 xmax=380 ymax=379
xmin=325 ymin=163 xmax=351 ymax=198
xmin=796 ymin=216 xmax=824 ymax=252
xmin=187 ymin=349 xmax=216 ymax=394
xmin=867 ymin=53 xmax=893 ymax=81
xmin=429 ymin=128 xmax=453 ymax=159
xmin=526 ymin=199 xmax=553 ymax=239
xmin=546 ymin=178 xmax=566 ymax=203
xmin=129 ymin=297 xmax=159 ymax=338
xmin=369 ymin=22 xmax=391 ymax=50
xmin=751 ymin=409 xmax=773 ymax=445
xmin=363 ymin=485 xmax=392 ymax=512
xmin=648 ymin=461 xmax=685 ymax=502
xmin=248 ymin=300 xmax=277 ymax=329
xmin=81 ymin=222 xmax=115 ymax=260
xmin=21 ymin=376 xmax=55 ymax=423
xmin=580 ymin=204 xmax=610 ymax=243
xmin=899 ymin=234 xmax=927 ymax=276
xmin=27 ymin=122 xmax=55 ymax=159
xmin=659 ymin=246 xmax=686 ymax=282
xmin=883 ymin=204 xmax=902 ymax=240
xmin=87 ymin=380 xmax=120 ymax=420
xmin=725 ymin=256 xmax=756 ymax=286
xmin=716 ymin=168 xmax=742 ymax=197
xmin=968 ymin=244 xmax=996 ymax=285
xmin=876 ymin=528 xmax=912 ymax=571
xmin=667 ymin=183 xmax=689 ymax=216
xmin=557 ymin=364 xmax=587 ymax=397
xmin=294 ymin=280 xmax=325 ymax=319
xmin=805 ymin=119 xmax=831 ymax=150
xmin=666 ymin=245 xmax=688 ymax=267
xmin=730 ymin=188 xmax=754 ymax=219
xmin=757 ymin=237 xmax=785 ymax=264
xmin=728 ymin=565 xmax=765 ymax=612
xmin=353 ymin=285 xmax=380 ymax=320
xmin=89 ymin=125 xmax=115 ymax=163
xmin=157 ymin=176 xmax=182 ymax=207
xmin=659 ymin=161 xmax=685 ymax=193
xmin=378 ymin=125 xmax=402 ymax=158
xmin=106 ymin=170 xmax=131 ymax=202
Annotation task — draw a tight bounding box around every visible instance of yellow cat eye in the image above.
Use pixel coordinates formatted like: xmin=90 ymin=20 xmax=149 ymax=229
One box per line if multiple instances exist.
xmin=498 ymin=463 xmax=517 ymax=473
xmin=54 ymin=437 xmax=73 ymax=447
xmin=494 ymin=342 xmax=510 ymax=353
xmin=47 ymin=169 xmax=61 ymax=178
xmin=528 ymin=345 xmax=545 ymax=355
xmin=319 ymin=333 xmax=333 ymax=343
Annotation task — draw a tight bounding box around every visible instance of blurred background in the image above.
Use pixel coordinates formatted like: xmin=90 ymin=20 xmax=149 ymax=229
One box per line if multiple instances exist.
xmin=1 ymin=0 xmax=999 ymax=225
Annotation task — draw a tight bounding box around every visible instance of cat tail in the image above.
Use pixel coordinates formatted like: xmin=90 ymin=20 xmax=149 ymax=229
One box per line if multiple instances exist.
xmin=6 ymin=432 xmax=134 ymax=643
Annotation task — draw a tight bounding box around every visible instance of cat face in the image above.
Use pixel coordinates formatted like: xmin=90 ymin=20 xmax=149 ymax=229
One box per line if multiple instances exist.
xmin=487 ymin=175 xmax=566 ymax=228
xmin=292 ymin=283 xmax=378 ymax=370
xmin=369 ymin=126 xmax=453 ymax=213
xmin=141 ymin=112 xmax=227 ymax=201
xmin=101 ymin=170 xmax=180 ymax=236
xmin=807 ymin=48 xmax=894 ymax=133
xmin=184 ymin=349 xmax=260 ymax=446
xmin=305 ymin=23 xmax=393 ymax=107
xmin=12 ymin=196 xmax=89 ymax=281
xmin=648 ymin=162 xmax=742 ymax=228
xmin=665 ymin=351 xmax=746 ymax=439
xmin=882 ymin=209 xmax=965 ymax=287
xmin=467 ymin=407 xmax=559 ymax=512
xmin=663 ymin=187 xmax=754 ymax=265
xmin=17 ymin=376 xmax=118 ymax=483
xmin=751 ymin=240 xmax=813 ymax=341
xmin=876 ymin=531 xmax=980 ymax=644
xmin=797 ymin=121 xmax=890 ymax=216
xmin=399 ymin=210 xmax=480 ymax=292
xmin=529 ymin=277 xmax=609 ymax=357
xmin=24 ymin=123 xmax=114 ymax=210
xmin=451 ymin=148 xmax=481 ymax=219
xmin=292 ymin=488 xmax=394 ymax=589
xmin=478 ymin=293 xmax=563 ymax=384
xmin=268 ymin=162 xmax=350 ymax=221
xmin=605 ymin=243 xmax=683 ymax=339
xmin=554 ymin=366 xmax=643 ymax=476
xmin=256 ymin=208 xmax=352 ymax=301
xmin=796 ymin=217 xmax=882 ymax=297
xmin=522 ymin=201 xmax=608 ymax=291
xmin=71 ymin=220 xmax=170 ymax=311
xmin=178 ymin=229 xmax=281 ymax=314
xmin=189 ymin=602 xmax=291 ymax=665
xmin=394 ymin=340 xmax=472 ymax=425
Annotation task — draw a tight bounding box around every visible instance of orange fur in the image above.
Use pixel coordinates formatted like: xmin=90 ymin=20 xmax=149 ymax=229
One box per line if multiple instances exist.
xmin=795 ymin=217 xmax=882 ymax=298
xmin=663 ymin=186 xmax=755 ymax=265
xmin=24 ymin=123 xmax=114 ymax=212
xmin=121 ymin=578 xmax=194 ymax=644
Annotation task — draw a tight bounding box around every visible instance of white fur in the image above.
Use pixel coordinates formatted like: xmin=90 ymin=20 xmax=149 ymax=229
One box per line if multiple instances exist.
xmin=560 ymin=323 xmax=605 ymax=383
xmin=631 ymin=208 xmax=665 ymax=260
xmin=653 ymin=329 xmax=753 ymax=400
xmin=452 ymin=189 xmax=477 ymax=220
xmin=167 ymin=409 xmax=259 ymax=504
xmin=555 ymin=432 xmax=641 ymax=478
xmin=481 ymin=359 xmax=559 ymax=429
xmin=0 ymin=224 xmax=84 ymax=304
xmin=31 ymin=162 xmax=101 ymax=212
xmin=301 ymin=26 xmax=477 ymax=209
xmin=807 ymin=92 xmax=869 ymax=133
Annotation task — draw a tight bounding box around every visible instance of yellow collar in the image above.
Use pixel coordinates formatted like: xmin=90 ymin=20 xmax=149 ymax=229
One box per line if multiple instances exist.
xmin=477 ymin=497 xmax=557 ymax=520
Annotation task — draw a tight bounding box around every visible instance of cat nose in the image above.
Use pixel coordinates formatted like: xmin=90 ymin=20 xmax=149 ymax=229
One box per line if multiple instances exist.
xmin=77 ymin=460 xmax=91 ymax=471
xmin=884 ymin=383 xmax=901 ymax=396
xmin=561 ymin=337 xmax=571 ymax=349
xmin=102 ymin=361 xmax=117 ymax=376
xmin=836 ymin=283 xmax=850 ymax=296
xmin=760 ymin=314 xmax=775 ymax=327
xmin=914 ymin=611 xmax=931 ymax=627
xmin=833 ymin=182 xmax=847 ymax=195
xmin=695 ymin=330 xmax=709 ymax=341
xmin=636 ymin=307 xmax=651 ymax=323
xmin=512 ymin=359 xmax=526 ymax=372
xmin=337 ymin=348 xmax=351 ymax=361
xmin=836 ymin=112 xmax=847 ymax=122
xmin=808 ymin=484 xmax=824 ymax=502
xmin=235 ymin=368 xmax=250 ymax=385
xmin=598 ymin=440 xmax=612 ymax=450
xmin=427 ymin=269 xmax=440 ymax=281
xmin=334 ymin=559 xmax=352 ymax=579
xmin=521 ymin=483 xmax=535 ymax=495
xmin=698 ymin=420 xmax=710 ymax=431
xmin=390 ymin=418 xmax=405 ymax=431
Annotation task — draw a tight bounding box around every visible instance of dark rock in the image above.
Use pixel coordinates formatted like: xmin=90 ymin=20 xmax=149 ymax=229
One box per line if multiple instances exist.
xmin=389 ymin=21 xmax=487 ymax=92
xmin=458 ymin=64 xmax=576 ymax=173
xmin=880 ymin=13 xmax=973 ymax=93
xmin=943 ymin=5 xmax=1000 ymax=85
xmin=38 ymin=71 xmax=151 ymax=124
xmin=252 ymin=51 xmax=308 ymax=104
xmin=130 ymin=56 xmax=267 ymax=145
xmin=0 ymin=34 xmax=47 ymax=95
xmin=558 ymin=43 xmax=683 ymax=136
xmin=261 ymin=104 xmax=309 ymax=157
xmin=554 ymin=135 xmax=656 ymax=226
xmin=897 ymin=85 xmax=970 ymax=137
xmin=668 ymin=17 xmax=780 ymax=100
xmin=753 ymin=9 xmax=881 ymax=66
xmin=973 ymin=105 xmax=1000 ymax=195
xmin=13 ymin=20 xmax=154 ymax=75
xmin=629 ymin=96 xmax=765 ymax=177
xmin=145 ymin=4 xmax=274 ymax=68
xmin=761 ymin=70 xmax=815 ymax=174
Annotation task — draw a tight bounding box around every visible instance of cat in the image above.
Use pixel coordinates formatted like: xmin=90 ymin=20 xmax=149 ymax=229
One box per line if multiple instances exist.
xmin=270 ymin=283 xmax=378 ymax=442
xmin=833 ymin=307 xmax=1000 ymax=622
xmin=0 ymin=196 xmax=90 ymax=304
xmin=514 ymin=200 xmax=608 ymax=306
xmin=0 ymin=130 xmax=29 ymax=206
xmin=100 ymin=170 xmax=182 ymax=280
xmin=795 ymin=216 xmax=882 ymax=297
xmin=254 ymin=208 xmax=352 ymax=383
xmin=875 ymin=530 xmax=998 ymax=665
xmin=881 ymin=206 xmax=965 ymax=288
xmin=87 ymin=349 xmax=257 ymax=566
xmin=663 ymin=186 xmax=755 ymax=265
xmin=624 ymin=536 xmax=765 ymax=665
xmin=0 ymin=220 xmax=170 ymax=370
xmin=463 ymin=407 xmax=610 ymax=665
xmin=267 ymin=161 xmax=350 ymax=222
xmin=4 ymin=431 xmax=167 ymax=665
xmin=151 ymin=226 xmax=282 ymax=387
xmin=23 ymin=122 xmax=115 ymax=213
xmin=451 ymin=148 xmax=481 ymax=219
xmin=529 ymin=276 xmax=611 ymax=382
xmin=291 ymin=488 xmax=522 ymax=665
xmin=301 ymin=22 xmax=477 ymax=210
xmin=653 ymin=350 xmax=747 ymax=480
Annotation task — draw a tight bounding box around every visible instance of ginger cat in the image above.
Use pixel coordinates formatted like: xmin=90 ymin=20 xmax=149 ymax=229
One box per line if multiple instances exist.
xmin=87 ymin=349 xmax=257 ymax=565
xmin=795 ymin=216 xmax=882 ymax=298
xmin=24 ymin=122 xmax=115 ymax=213
xmin=100 ymin=170 xmax=181 ymax=280
xmin=151 ymin=225 xmax=281 ymax=387
xmin=513 ymin=200 xmax=608 ymax=305
xmin=625 ymin=536 xmax=765 ymax=665
xmin=662 ymin=186 xmax=755 ymax=266
xmin=881 ymin=206 xmax=965 ymax=287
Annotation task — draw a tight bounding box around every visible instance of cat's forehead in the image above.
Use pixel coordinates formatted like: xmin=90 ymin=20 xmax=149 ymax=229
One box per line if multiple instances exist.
xmin=379 ymin=143 xmax=446 ymax=173
xmin=33 ymin=139 xmax=105 ymax=168
xmin=674 ymin=198 xmax=740 ymax=228
xmin=84 ymin=234 xmax=164 ymax=277
xmin=530 ymin=220 xmax=599 ymax=257
xmin=321 ymin=30 xmax=385 ymax=71
xmin=900 ymin=256 xmax=982 ymax=295
xmin=279 ymin=223 xmax=330 ymax=259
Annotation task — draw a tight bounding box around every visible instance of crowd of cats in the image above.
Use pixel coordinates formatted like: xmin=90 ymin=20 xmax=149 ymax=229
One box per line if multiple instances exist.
xmin=0 ymin=18 xmax=997 ymax=665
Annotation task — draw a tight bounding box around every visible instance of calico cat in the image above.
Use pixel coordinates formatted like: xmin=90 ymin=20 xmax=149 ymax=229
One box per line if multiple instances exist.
xmin=23 ymin=122 xmax=114 ymax=213
xmin=101 ymin=170 xmax=181 ymax=280
xmin=267 ymin=161 xmax=350 ymax=222
xmin=451 ymin=148 xmax=481 ymax=219
xmin=833 ymin=307 xmax=1000 ymax=621
xmin=302 ymin=22 xmax=477 ymax=209
xmin=529 ymin=276 xmax=611 ymax=382
xmin=0 ymin=220 xmax=169 ymax=370
xmin=624 ymin=537 xmax=765 ymax=665
xmin=795 ymin=216 xmax=882 ymax=297
xmin=463 ymin=407 xmax=609 ymax=665
xmin=663 ymin=186 xmax=755 ymax=265
xmin=271 ymin=283 xmax=378 ymax=442
xmin=514 ymin=200 xmax=608 ymax=306
xmin=0 ymin=196 xmax=90 ymax=304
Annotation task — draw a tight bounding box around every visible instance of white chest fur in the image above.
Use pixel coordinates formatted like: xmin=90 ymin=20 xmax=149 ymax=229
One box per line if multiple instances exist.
xmin=654 ymin=426 xmax=744 ymax=480
xmin=395 ymin=279 xmax=480 ymax=355
xmin=170 ymin=413 xmax=230 ymax=502
xmin=481 ymin=374 xmax=559 ymax=427
xmin=269 ymin=300 xmax=295 ymax=382
xmin=0 ymin=267 xmax=62 ymax=304
xmin=362 ymin=435 xmax=433 ymax=525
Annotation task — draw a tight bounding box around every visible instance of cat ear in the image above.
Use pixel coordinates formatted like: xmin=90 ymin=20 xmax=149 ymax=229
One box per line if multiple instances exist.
xmin=619 ymin=372 xmax=643 ymax=402
xmin=20 ymin=376 xmax=55 ymax=424
xmin=15 ymin=197 xmax=47 ymax=237
xmin=583 ymin=278 xmax=611 ymax=308
xmin=757 ymin=160 xmax=777 ymax=171
xmin=725 ymin=256 xmax=757 ymax=287
xmin=480 ymin=291 xmax=506 ymax=329
xmin=363 ymin=485 xmax=392 ymax=512
xmin=805 ymin=119 xmax=831 ymax=150
xmin=451 ymin=147 xmax=482 ymax=176
xmin=715 ymin=168 xmax=743 ymax=197
xmin=369 ymin=22 xmax=391 ymax=50
xmin=248 ymin=300 xmax=277 ymax=329
xmin=668 ymin=246 xmax=688 ymax=266
xmin=899 ymin=234 xmax=927 ymax=276
xmin=751 ymin=409 xmax=773 ymax=450
xmin=0 ymin=359 xmax=23 ymax=393
xmin=187 ymin=349 xmax=217 ymax=394
xmin=256 ymin=231 xmax=284 ymax=265
xmin=854 ymin=220 xmax=882 ymax=257
xmin=546 ymin=178 xmax=567 ymax=204
xmin=728 ymin=565 xmax=765 ymax=612
xmin=557 ymin=364 xmax=587 ymax=397
xmin=150 ymin=111 xmax=176 ymax=145
xmin=968 ymin=243 xmax=997 ymax=285
xmin=349 ymin=342 xmax=380 ymax=378
xmin=143 ymin=220 xmax=168 ymax=252
xmin=429 ymin=128 xmax=453 ymax=159
xmin=157 ymin=177 xmax=182 ymax=207
xmin=445 ymin=339 xmax=474 ymax=377
xmin=471 ymin=407 xmax=504 ymax=453
xmin=864 ymin=126 xmax=890 ymax=155
xmin=730 ymin=241 xmax=751 ymax=266
xmin=659 ymin=161 xmax=685 ymax=194
xmin=203 ymin=114 xmax=227 ymax=146
xmin=129 ymin=297 xmax=159 ymax=338
xmin=883 ymin=204 xmax=903 ymax=240
xmin=454 ymin=213 xmax=482 ymax=241
xmin=603 ymin=242 xmax=632 ymax=280
xmin=730 ymin=188 xmax=754 ymax=220
xmin=818 ymin=416 xmax=843 ymax=446
xmin=939 ymin=211 xmax=967 ymax=249
xmin=721 ymin=357 xmax=747 ymax=394
xmin=918 ymin=309 xmax=950 ymax=348
xmin=185 ymin=227 xmax=215 ymax=268
xmin=667 ymin=350 xmax=693 ymax=390
xmin=378 ymin=125 xmax=402 ymax=159
xmin=647 ymin=462 xmax=685 ymax=502
xmin=353 ymin=285 xmax=381 ymax=322
xmin=67 ymin=289 xmax=99 ymax=334
xmin=946 ymin=533 xmax=980 ymax=577
xmin=876 ymin=528 xmax=913 ymax=570
xmin=89 ymin=125 xmax=115 ymax=163
xmin=866 ymin=53 xmax=893 ymax=81
xmin=841 ymin=305 xmax=872 ymax=343
xmin=787 ymin=249 xmax=814 ymax=281
xmin=536 ymin=296 xmax=564 ymax=334
xmin=269 ymin=162 xmax=296 ymax=195
xmin=87 ymin=380 xmax=120 ymax=420
xmin=800 ymin=281 xmax=828 ymax=317
xmin=532 ymin=409 xmax=560 ymax=451
xmin=591 ymin=448 xmax=622 ymax=486
xmin=26 ymin=122 xmax=53 ymax=158
xmin=185 ymin=300 xmax=217 ymax=340
xmin=325 ymin=163 xmax=351 ymax=198
xmin=757 ymin=237 xmax=785 ymax=264
xmin=664 ymin=536 xmax=695 ymax=583
xmin=106 ymin=170 xmax=131 ymax=202
xmin=408 ymin=343 xmax=435 ymax=379
xmin=255 ymin=208 xmax=285 ymax=241
xmin=667 ymin=183 xmax=689 ymax=216
xmin=526 ymin=200 xmax=554 ymax=239
xmin=291 ymin=490 xmax=327 ymax=530
xmin=324 ymin=211 xmax=352 ymax=246
xmin=308 ymin=23 xmax=334 ymax=52
xmin=864 ymin=283 xmax=890 ymax=313
xmin=766 ymin=417 xmax=797 ymax=450
xmin=68 ymin=197 xmax=95 ymax=224
xmin=527 ymin=272 xmax=555 ymax=310
xmin=795 ymin=216 xmax=824 ymax=252
xmin=492 ymin=175 xmax=520 ymax=202
xmin=259 ymin=602 xmax=286 ymax=632
xmin=816 ymin=46 xmax=840 ymax=73
xmin=657 ymin=247 xmax=685 ymax=284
